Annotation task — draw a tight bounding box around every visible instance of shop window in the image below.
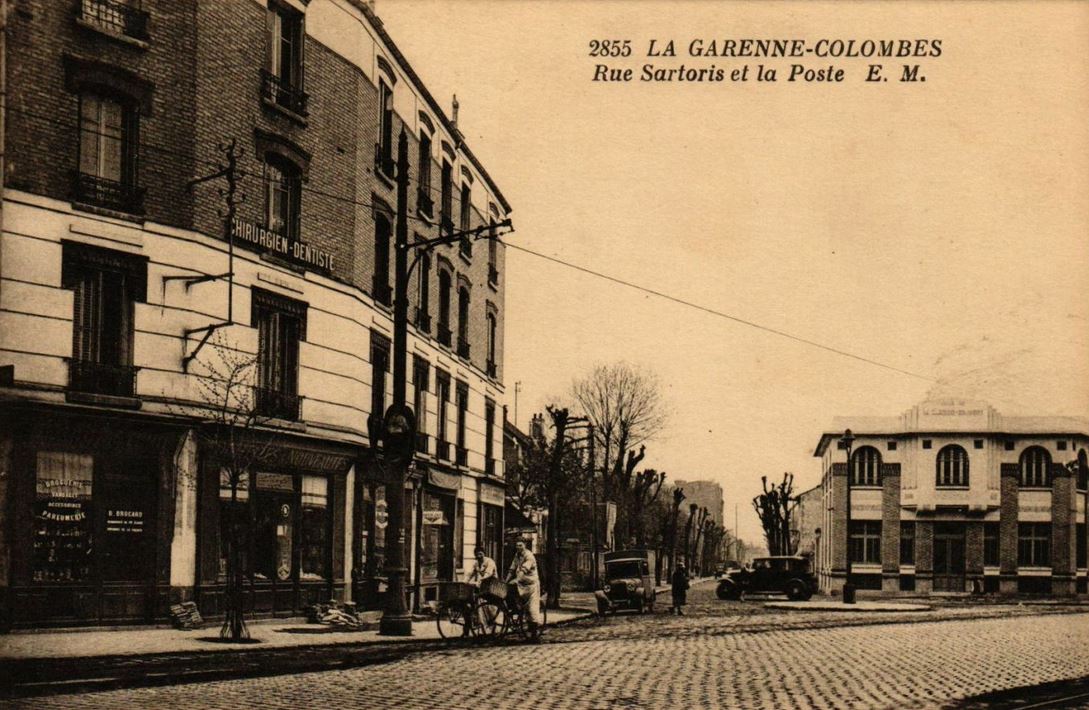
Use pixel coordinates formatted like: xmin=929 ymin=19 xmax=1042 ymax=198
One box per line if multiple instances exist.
xmin=218 ymin=469 xmax=250 ymax=580
xmin=373 ymin=212 xmax=392 ymax=305
xmin=299 ymin=475 xmax=328 ymax=580
xmin=849 ymin=521 xmax=881 ymax=564
xmin=455 ymin=380 xmax=468 ymax=466
xmin=851 ymin=446 xmax=882 ymax=487
xmin=480 ymin=502 xmax=502 ymax=565
xmin=936 ymin=444 xmax=969 ymax=487
xmin=33 ymin=452 xmax=95 ymax=583
xmin=254 ymin=472 xmax=296 ymax=582
xmin=440 ymin=160 xmax=453 ymax=233
xmin=899 ymin=521 xmax=915 ymax=565
xmin=417 ymin=131 xmax=433 ymax=216
xmin=1019 ymin=447 xmax=1051 ymax=488
xmin=436 ymin=370 xmax=450 ymax=461
xmin=421 ymin=491 xmax=453 ymax=583
xmin=1018 ymin=522 xmax=1051 ymax=567
xmin=459 ymin=184 xmax=472 ymax=257
xmin=984 ymin=522 xmax=1000 ymax=567
xmin=76 ymin=92 xmax=142 ymax=213
xmin=457 ymin=286 xmax=470 ymax=359
xmin=62 ymin=242 xmax=146 ymax=398
xmin=437 ymin=267 xmax=452 ymax=347
xmin=264 ymin=154 xmax=302 ymax=241
xmin=263 ymin=1 xmax=307 ymax=116
xmin=253 ymin=289 xmax=306 ymax=420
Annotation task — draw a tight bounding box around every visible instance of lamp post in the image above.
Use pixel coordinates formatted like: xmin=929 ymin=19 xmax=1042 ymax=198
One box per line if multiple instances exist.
xmin=840 ymin=428 xmax=856 ymax=604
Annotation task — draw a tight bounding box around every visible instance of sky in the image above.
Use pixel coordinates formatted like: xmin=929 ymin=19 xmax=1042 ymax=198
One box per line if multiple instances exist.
xmin=376 ymin=1 xmax=1089 ymax=544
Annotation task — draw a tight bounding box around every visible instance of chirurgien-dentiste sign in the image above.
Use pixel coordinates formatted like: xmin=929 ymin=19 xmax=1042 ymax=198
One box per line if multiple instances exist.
xmin=230 ymin=217 xmax=335 ymax=271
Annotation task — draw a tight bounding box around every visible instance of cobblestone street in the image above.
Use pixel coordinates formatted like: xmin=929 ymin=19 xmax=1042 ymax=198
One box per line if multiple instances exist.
xmin=12 ymin=584 xmax=1089 ymax=709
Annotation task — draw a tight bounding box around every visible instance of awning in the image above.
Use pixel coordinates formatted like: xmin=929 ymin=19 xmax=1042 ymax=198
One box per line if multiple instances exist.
xmin=427 ymin=467 xmax=461 ymax=492
xmin=505 ymin=502 xmax=536 ymax=533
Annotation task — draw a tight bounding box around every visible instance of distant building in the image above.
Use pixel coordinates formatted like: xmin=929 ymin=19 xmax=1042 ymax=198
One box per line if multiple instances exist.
xmin=793 ymin=484 xmax=823 ymax=563
xmin=813 ymin=399 xmax=1089 ymax=597
xmin=674 ymin=479 xmax=724 ymax=526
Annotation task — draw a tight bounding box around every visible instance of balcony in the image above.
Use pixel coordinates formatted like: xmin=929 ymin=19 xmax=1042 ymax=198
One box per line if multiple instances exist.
xmin=437 ymin=324 xmax=452 ymax=348
xmin=372 ymin=275 xmax=392 ymax=307
xmin=417 ymin=187 xmax=434 ymax=218
xmin=486 ymin=359 xmax=497 ymax=379
xmin=415 ymin=431 xmax=429 ymax=455
xmin=68 ymin=359 xmax=137 ymax=398
xmin=485 ymin=457 xmax=496 ymax=477
xmin=488 ymin=264 xmax=499 ymax=287
xmin=79 ymin=0 xmax=149 ymax=41
xmin=73 ymin=173 xmax=144 ymax=215
xmin=437 ymin=440 xmax=450 ymax=462
xmin=254 ymin=386 xmax=301 ymax=421
xmin=261 ymin=70 xmax=309 ymax=118
xmin=414 ymin=307 xmax=431 ymax=333
xmin=457 ymin=338 xmax=471 ymax=360
xmin=455 ymin=445 xmax=468 ymax=467
xmin=374 ymin=142 xmax=394 ymax=182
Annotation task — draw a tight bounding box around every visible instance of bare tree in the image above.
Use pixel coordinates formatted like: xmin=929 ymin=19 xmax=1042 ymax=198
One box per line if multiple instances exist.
xmin=630 ymin=468 xmax=665 ymax=546
xmin=752 ymin=473 xmax=797 ymax=556
xmin=571 ymin=362 xmax=667 ymax=544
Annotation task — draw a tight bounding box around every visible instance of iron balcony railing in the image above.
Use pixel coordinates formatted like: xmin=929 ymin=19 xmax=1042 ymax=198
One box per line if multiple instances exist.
xmin=80 ymin=0 xmax=149 ymax=41
xmin=437 ymin=440 xmax=451 ymax=462
xmin=457 ymin=338 xmax=471 ymax=360
xmin=372 ymin=276 xmax=392 ymax=307
xmin=374 ymin=142 xmax=394 ymax=180
xmin=73 ymin=172 xmax=145 ymax=214
xmin=437 ymin=324 xmax=452 ymax=348
xmin=68 ymin=359 xmax=138 ymax=398
xmin=254 ymin=386 xmax=301 ymax=420
xmin=417 ymin=187 xmax=434 ymax=218
xmin=415 ymin=432 xmax=429 ymax=455
xmin=455 ymin=445 xmax=468 ymax=467
xmin=261 ymin=69 xmax=309 ymax=117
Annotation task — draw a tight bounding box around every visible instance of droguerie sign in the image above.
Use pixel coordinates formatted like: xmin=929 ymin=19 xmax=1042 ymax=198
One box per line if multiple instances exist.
xmin=230 ymin=217 xmax=335 ymax=271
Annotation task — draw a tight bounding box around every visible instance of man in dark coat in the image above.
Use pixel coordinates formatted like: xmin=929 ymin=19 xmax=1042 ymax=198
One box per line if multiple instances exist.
xmin=671 ymin=563 xmax=689 ymax=615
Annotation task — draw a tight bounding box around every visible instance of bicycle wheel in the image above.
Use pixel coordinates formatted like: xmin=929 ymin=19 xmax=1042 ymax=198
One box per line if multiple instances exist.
xmin=474 ymin=596 xmax=507 ymax=638
xmin=435 ymin=602 xmax=470 ymax=640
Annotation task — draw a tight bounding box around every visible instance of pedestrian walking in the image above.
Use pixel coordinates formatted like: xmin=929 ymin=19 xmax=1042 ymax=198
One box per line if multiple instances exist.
xmin=671 ymin=563 xmax=689 ymax=615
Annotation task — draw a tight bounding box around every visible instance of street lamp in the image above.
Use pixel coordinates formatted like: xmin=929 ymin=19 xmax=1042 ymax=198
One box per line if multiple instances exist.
xmin=840 ymin=428 xmax=856 ymax=604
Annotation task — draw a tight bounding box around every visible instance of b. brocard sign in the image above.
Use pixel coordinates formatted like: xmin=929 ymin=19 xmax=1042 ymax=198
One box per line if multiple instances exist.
xmin=230 ymin=217 xmax=336 ymax=271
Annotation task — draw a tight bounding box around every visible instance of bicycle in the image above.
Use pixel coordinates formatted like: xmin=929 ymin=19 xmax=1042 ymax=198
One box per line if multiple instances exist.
xmin=434 ymin=581 xmax=480 ymax=639
xmin=473 ymin=579 xmax=548 ymax=642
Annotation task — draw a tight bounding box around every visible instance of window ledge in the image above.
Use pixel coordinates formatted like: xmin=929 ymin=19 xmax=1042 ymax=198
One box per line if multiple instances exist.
xmin=261 ymin=96 xmax=308 ymax=127
xmin=487 ymin=279 xmax=498 ymax=293
xmin=71 ymin=200 xmax=145 ymax=224
xmin=66 ymin=390 xmax=142 ymax=409
xmin=375 ymin=166 xmax=396 ymax=190
xmin=416 ymin=207 xmax=436 ymax=225
xmin=935 ymin=486 xmax=970 ymax=490
xmin=75 ymin=18 xmax=150 ymax=50
xmin=849 ymin=484 xmax=883 ymax=489
xmin=458 ymin=250 xmax=472 ymax=267
xmin=260 ymin=417 xmax=308 ymax=432
xmin=1019 ymin=485 xmax=1053 ymax=490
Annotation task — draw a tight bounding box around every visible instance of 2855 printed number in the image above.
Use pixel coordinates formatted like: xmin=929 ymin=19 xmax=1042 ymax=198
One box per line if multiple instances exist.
xmin=588 ymin=40 xmax=632 ymax=57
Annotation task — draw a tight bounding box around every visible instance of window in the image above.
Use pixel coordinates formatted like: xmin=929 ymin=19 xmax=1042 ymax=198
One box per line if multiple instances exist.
xmin=77 ymin=93 xmax=142 ymax=213
xmin=373 ymin=213 xmax=392 ymax=306
xmin=849 ymin=521 xmax=881 ymax=564
xmin=899 ymin=522 xmax=914 ymax=565
xmin=440 ymin=160 xmax=453 ymax=232
xmin=370 ymin=333 xmax=390 ymax=433
xmin=1018 ymin=522 xmax=1050 ymax=567
xmin=298 ymin=475 xmax=328 ymax=580
xmin=459 ymin=184 xmax=472 ymax=257
xmin=62 ymin=242 xmax=146 ymax=397
xmin=437 ymin=268 xmax=452 ymax=347
xmin=922 ymin=439 xmax=932 ymax=449
xmin=415 ymin=251 xmax=431 ymax=332
xmin=1078 ymin=450 xmax=1088 ymax=491
xmin=252 ymin=289 xmax=306 ymax=420
xmin=936 ymin=444 xmax=969 ymax=487
xmin=436 ymin=371 xmax=450 ymax=460
xmin=413 ymin=356 xmax=429 ymax=453
xmin=984 ymin=522 xmax=1000 ymax=567
xmin=264 ymin=1 xmax=307 ymax=115
xmin=375 ymin=81 xmax=394 ymax=178
xmin=1019 ymin=446 xmax=1051 ymax=488
xmin=1004 ymin=440 xmax=1015 ymax=451
xmin=457 ymin=286 xmax=471 ymax=359
xmin=264 ymin=155 xmax=302 ymax=241
xmin=417 ymin=132 xmax=433 ymax=216
xmin=218 ymin=470 xmax=250 ymax=580
xmin=480 ymin=502 xmax=502 ymax=565
xmin=79 ymin=0 xmax=150 ymax=41
xmin=1057 ymin=441 xmax=1068 ymax=451
xmin=850 ymin=446 xmax=882 ymax=486
xmin=485 ymin=399 xmax=496 ymax=475
xmin=33 ymin=452 xmax=95 ymax=582
xmin=485 ymin=310 xmax=497 ymax=378
xmin=456 ymin=381 xmax=468 ymax=466
xmin=887 ymin=441 xmax=897 ymax=451
xmin=974 ymin=439 xmax=984 ymax=449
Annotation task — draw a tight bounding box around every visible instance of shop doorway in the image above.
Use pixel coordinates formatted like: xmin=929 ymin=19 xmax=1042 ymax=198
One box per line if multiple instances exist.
xmin=933 ymin=522 xmax=966 ymax=592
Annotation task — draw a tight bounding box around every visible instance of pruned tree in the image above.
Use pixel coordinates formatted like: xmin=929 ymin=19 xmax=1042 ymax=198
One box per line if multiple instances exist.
xmin=752 ymin=473 xmax=797 ymax=556
xmin=630 ymin=467 xmax=665 ymax=546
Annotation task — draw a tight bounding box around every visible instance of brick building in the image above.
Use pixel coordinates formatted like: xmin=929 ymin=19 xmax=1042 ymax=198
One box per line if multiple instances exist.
xmin=812 ymin=399 xmax=1089 ymax=597
xmin=0 ymin=0 xmax=511 ymax=628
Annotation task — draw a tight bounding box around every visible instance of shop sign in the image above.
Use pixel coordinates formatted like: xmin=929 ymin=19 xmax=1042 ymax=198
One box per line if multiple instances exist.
xmin=256 ymin=472 xmax=294 ymax=491
xmin=39 ymin=499 xmax=88 ymax=522
xmin=422 ymin=510 xmax=448 ymax=526
xmin=480 ymin=483 xmax=505 ymax=507
xmin=230 ymin=216 xmax=335 ymax=271
xmin=375 ymin=499 xmax=389 ymax=529
xmin=106 ymin=509 xmax=145 ymax=533
xmin=428 ymin=468 xmax=461 ymax=491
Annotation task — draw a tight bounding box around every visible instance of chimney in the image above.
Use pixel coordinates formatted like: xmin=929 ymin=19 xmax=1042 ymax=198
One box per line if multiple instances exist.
xmin=530 ymin=413 xmax=544 ymax=440
xmin=451 ymin=94 xmax=459 ymax=129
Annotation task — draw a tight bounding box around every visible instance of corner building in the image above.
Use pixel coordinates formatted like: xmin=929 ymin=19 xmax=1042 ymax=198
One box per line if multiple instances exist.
xmin=812 ymin=400 xmax=1089 ymax=597
xmin=0 ymin=0 xmax=510 ymax=628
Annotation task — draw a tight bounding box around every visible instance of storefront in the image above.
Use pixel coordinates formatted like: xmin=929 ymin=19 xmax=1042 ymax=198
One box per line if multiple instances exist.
xmin=414 ymin=466 xmax=461 ymax=607
xmin=195 ymin=435 xmax=351 ymax=619
xmin=3 ymin=410 xmax=178 ymax=629
xmin=479 ymin=481 xmax=505 ymax=569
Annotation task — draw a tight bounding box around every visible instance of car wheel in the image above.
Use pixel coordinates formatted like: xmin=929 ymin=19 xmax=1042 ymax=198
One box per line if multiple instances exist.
xmin=635 ymin=598 xmax=645 ymax=615
xmin=716 ymin=583 xmax=737 ymax=600
xmin=786 ymin=580 xmax=807 ymax=601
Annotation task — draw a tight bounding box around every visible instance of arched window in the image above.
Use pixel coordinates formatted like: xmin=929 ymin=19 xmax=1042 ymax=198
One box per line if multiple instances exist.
xmin=485 ymin=309 xmax=497 ymax=378
xmin=1019 ymin=446 xmax=1051 ymax=488
xmin=936 ymin=445 xmax=969 ymax=487
xmin=457 ymin=285 xmax=470 ymax=358
xmin=437 ymin=268 xmax=452 ymax=346
xmin=850 ymin=446 xmax=882 ymax=486
xmin=264 ymin=153 xmax=301 ymax=240
xmin=416 ymin=251 xmax=431 ymax=332
xmin=372 ymin=213 xmax=391 ymax=306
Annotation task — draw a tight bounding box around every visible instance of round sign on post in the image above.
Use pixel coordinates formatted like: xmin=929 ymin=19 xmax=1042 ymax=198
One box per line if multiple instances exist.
xmin=382 ymin=404 xmax=416 ymax=459
xmin=375 ymin=499 xmax=389 ymax=529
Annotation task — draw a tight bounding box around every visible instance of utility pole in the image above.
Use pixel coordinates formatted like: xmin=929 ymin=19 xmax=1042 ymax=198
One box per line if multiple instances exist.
xmin=587 ymin=423 xmax=597 ymax=588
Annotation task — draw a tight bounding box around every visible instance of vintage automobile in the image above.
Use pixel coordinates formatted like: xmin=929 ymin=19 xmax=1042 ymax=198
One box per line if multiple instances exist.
xmin=715 ymin=556 xmax=817 ymax=601
xmin=595 ymin=549 xmax=656 ymax=615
